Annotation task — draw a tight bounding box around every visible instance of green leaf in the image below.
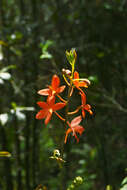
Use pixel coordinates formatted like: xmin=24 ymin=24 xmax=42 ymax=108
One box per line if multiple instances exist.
xmin=106 ymin=185 xmax=112 ymax=190
xmin=120 ymin=177 xmax=127 ymax=190
xmin=0 ymin=40 xmax=8 ymax=46
xmin=66 ymin=49 xmax=77 ymax=65
xmin=1 ymin=65 xmax=16 ymax=72
xmin=96 ymin=52 xmax=105 ymax=58
xmin=40 ymin=40 xmax=53 ymax=52
xmin=40 ymin=52 xmax=52 ymax=59
xmin=88 ymin=75 xmax=98 ymax=84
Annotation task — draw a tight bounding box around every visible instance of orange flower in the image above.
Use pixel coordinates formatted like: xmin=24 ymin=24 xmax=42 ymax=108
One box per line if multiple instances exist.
xmin=64 ymin=116 xmax=84 ymax=143
xmin=80 ymin=92 xmax=93 ymax=118
xmin=38 ymin=75 xmax=65 ymax=97
xmin=36 ymin=97 xmax=66 ymax=125
xmin=73 ymin=71 xmax=90 ymax=88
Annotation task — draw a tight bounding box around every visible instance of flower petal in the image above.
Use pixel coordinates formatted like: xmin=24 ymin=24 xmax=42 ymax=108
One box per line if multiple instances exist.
xmin=47 ymin=96 xmax=55 ymax=106
xmin=74 ymin=71 xmax=79 ymax=80
xmin=57 ymin=85 xmax=66 ymax=93
xmin=51 ymin=75 xmax=60 ymax=90
xmin=37 ymin=101 xmax=48 ymax=109
xmin=79 ymin=81 xmax=88 ymax=88
xmin=36 ymin=110 xmax=47 ymax=119
xmin=84 ymin=104 xmax=93 ymax=115
xmin=52 ymin=103 xmax=66 ymax=111
xmin=80 ymin=92 xmax=86 ymax=105
xmin=82 ymin=109 xmax=86 ymax=118
xmin=45 ymin=110 xmax=52 ymax=125
xmin=37 ymin=88 xmax=50 ymax=96
xmin=71 ymin=115 xmax=82 ymax=127
xmin=64 ymin=128 xmax=72 ymax=143
xmin=74 ymin=125 xmax=85 ymax=135
xmin=84 ymin=104 xmax=91 ymax=110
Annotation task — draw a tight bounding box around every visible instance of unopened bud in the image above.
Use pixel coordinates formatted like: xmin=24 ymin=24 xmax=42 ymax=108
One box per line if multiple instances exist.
xmin=62 ymin=68 xmax=71 ymax=75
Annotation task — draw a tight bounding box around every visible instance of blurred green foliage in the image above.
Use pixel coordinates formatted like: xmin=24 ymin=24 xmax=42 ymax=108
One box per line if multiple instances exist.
xmin=0 ymin=0 xmax=127 ymax=190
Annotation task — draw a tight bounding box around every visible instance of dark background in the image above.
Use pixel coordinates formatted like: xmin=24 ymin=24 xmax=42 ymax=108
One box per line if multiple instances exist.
xmin=0 ymin=0 xmax=127 ymax=190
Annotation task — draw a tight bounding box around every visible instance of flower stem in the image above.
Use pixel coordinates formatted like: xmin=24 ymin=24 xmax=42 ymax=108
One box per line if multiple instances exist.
xmin=57 ymin=94 xmax=67 ymax=103
xmin=68 ymin=106 xmax=81 ymax=115
xmin=54 ymin=111 xmax=65 ymax=122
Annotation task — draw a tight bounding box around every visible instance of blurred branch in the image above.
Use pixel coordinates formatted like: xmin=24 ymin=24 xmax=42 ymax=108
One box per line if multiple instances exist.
xmin=102 ymin=94 xmax=127 ymax=113
xmin=96 ymin=88 xmax=127 ymax=113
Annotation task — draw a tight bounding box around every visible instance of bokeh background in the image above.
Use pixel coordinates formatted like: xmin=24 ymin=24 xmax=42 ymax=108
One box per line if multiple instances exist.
xmin=0 ymin=0 xmax=127 ymax=190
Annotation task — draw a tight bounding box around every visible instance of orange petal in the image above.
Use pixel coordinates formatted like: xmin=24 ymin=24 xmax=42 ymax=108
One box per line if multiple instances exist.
xmin=88 ymin=110 xmax=93 ymax=115
xmin=79 ymin=81 xmax=88 ymax=88
xmin=64 ymin=128 xmax=72 ymax=143
xmin=38 ymin=88 xmax=50 ymax=96
xmin=84 ymin=104 xmax=91 ymax=110
xmin=57 ymin=85 xmax=66 ymax=93
xmin=74 ymin=71 xmax=79 ymax=80
xmin=45 ymin=111 xmax=52 ymax=125
xmin=36 ymin=110 xmax=47 ymax=119
xmin=37 ymin=101 xmax=48 ymax=109
xmin=53 ymin=103 xmax=66 ymax=111
xmin=74 ymin=125 xmax=85 ymax=135
xmin=51 ymin=75 xmax=60 ymax=90
xmin=82 ymin=109 xmax=86 ymax=118
xmin=73 ymin=71 xmax=79 ymax=86
xmin=80 ymin=92 xmax=86 ymax=105
xmin=47 ymin=96 xmax=55 ymax=106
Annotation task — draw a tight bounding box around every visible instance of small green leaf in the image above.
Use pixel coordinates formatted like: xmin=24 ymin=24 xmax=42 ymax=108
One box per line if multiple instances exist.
xmin=106 ymin=185 xmax=112 ymax=190
xmin=96 ymin=52 xmax=105 ymax=58
xmin=88 ymin=75 xmax=98 ymax=84
xmin=11 ymin=102 xmax=17 ymax=109
xmin=1 ymin=65 xmax=16 ymax=72
xmin=66 ymin=49 xmax=77 ymax=65
xmin=40 ymin=40 xmax=53 ymax=52
xmin=0 ymin=40 xmax=8 ymax=46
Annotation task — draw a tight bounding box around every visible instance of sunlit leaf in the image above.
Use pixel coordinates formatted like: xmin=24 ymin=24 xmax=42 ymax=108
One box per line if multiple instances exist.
xmin=0 ymin=40 xmax=8 ymax=46
xmin=88 ymin=75 xmax=98 ymax=84
xmin=0 ymin=113 xmax=8 ymax=126
xmin=0 ymin=72 xmax=11 ymax=80
xmin=0 ymin=78 xmax=4 ymax=84
xmin=40 ymin=52 xmax=52 ymax=59
xmin=106 ymin=185 xmax=112 ymax=190
xmin=1 ymin=65 xmax=16 ymax=72
xmin=120 ymin=177 xmax=127 ymax=190
xmin=0 ymin=151 xmax=11 ymax=157
xmin=16 ymin=110 xmax=26 ymax=120
xmin=10 ymin=109 xmax=26 ymax=121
